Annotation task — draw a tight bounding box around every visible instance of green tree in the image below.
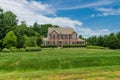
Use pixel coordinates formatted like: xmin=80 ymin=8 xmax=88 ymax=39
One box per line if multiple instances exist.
xmin=16 ymin=35 xmax=25 ymax=48
xmin=96 ymin=36 xmax=104 ymax=46
xmin=36 ymin=37 xmax=42 ymax=46
xmin=12 ymin=21 xmax=38 ymax=48
xmin=32 ymin=22 xmax=41 ymax=34
xmin=87 ymin=36 xmax=97 ymax=46
xmin=102 ymin=35 xmax=109 ymax=47
xmin=0 ymin=9 xmax=18 ymax=48
xmin=108 ymin=33 xmax=119 ymax=49
xmin=116 ymin=32 xmax=120 ymax=48
xmin=79 ymin=34 xmax=84 ymax=39
xmin=3 ymin=31 xmax=17 ymax=48
xmin=0 ymin=8 xmax=3 ymax=13
xmin=24 ymin=35 xmax=37 ymax=47
xmin=2 ymin=11 xmax=18 ymax=27
xmin=40 ymin=24 xmax=59 ymax=37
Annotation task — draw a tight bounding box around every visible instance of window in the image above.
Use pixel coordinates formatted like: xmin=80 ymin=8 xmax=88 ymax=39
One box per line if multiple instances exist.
xmin=63 ymin=35 xmax=65 ymax=39
xmin=55 ymin=42 xmax=57 ymax=45
xmin=52 ymin=35 xmax=57 ymax=39
xmin=53 ymin=42 xmax=55 ymax=45
xmin=67 ymin=42 xmax=69 ymax=45
xmin=72 ymin=35 xmax=76 ymax=39
xmin=65 ymin=35 xmax=67 ymax=39
xmin=67 ymin=35 xmax=69 ymax=39
xmin=57 ymin=35 xmax=59 ymax=38
xmin=69 ymin=35 xmax=71 ymax=39
xmin=64 ymin=42 xmax=67 ymax=45
xmin=72 ymin=42 xmax=75 ymax=44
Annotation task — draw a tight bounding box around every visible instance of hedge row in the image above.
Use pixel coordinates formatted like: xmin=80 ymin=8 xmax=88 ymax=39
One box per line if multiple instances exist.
xmin=41 ymin=45 xmax=57 ymax=48
xmin=25 ymin=47 xmax=41 ymax=52
xmin=41 ymin=45 xmax=86 ymax=48
xmin=86 ymin=46 xmax=106 ymax=49
xmin=63 ymin=45 xmax=86 ymax=48
xmin=2 ymin=47 xmax=41 ymax=53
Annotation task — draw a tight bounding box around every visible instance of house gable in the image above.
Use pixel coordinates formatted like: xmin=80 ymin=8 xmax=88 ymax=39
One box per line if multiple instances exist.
xmin=71 ymin=31 xmax=77 ymax=39
xmin=50 ymin=30 xmax=59 ymax=34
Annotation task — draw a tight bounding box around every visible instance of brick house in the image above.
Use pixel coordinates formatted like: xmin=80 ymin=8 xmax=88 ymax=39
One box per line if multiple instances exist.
xmin=42 ymin=27 xmax=85 ymax=47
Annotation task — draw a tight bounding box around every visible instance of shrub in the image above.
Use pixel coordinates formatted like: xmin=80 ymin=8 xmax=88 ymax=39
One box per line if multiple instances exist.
xmin=17 ymin=48 xmax=25 ymax=52
xmin=86 ymin=46 xmax=105 ymax=49
xmin=2 ymin=48 xmax=10 ymax=53
xmin=24 ymin=36 xmax=37 ymax=47
xmin=25 ymin=47 xmax=41 ymax=52
xmin=9 ymin=47 xmax=17 ymax=52
xmin=41 ymin=45 xmax=57 ymax=48
xmin=63 ymin=45 xmax=86 ymax=48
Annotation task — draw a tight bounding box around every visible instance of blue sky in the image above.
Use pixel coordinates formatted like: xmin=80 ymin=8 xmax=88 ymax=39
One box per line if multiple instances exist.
xmin=0 ymin=0 xmax=120 ymax=37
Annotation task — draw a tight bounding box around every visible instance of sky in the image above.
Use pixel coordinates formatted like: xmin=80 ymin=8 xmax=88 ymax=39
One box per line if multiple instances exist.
xmin=0 ymin=0 xmax=120 ymax=38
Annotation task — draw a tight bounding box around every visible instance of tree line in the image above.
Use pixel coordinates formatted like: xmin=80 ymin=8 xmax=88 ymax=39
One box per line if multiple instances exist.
xmin=0 ymin=7 xmax=120 ymax=49
xmin=0 ymin=8 xmax=59 ymax=49
xmin=87 ymin=32 xmax=120 ymax=49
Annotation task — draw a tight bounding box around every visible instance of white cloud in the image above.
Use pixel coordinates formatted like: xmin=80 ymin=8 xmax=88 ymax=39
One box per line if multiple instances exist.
xmin=93 ymin=8 xmax=120 ymax=17
xmin=0 ymin=0 xmax=55 ymax=15
xmin=55 ymin=0 xmax=114 ymax=10
xmin=0 ymin=0 xmax=113 ymax=38
xmin=76 ymin=27 xmax=111 ymax=38
xmin=0 ymin=0 xmax=82 ymax=29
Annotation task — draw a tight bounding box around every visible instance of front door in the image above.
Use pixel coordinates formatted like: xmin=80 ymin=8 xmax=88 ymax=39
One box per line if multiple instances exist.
xmin=58 ymin=41 xmax=62 ymax=47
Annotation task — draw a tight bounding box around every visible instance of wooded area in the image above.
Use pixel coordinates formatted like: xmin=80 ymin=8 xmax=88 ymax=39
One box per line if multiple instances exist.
xmin=0 ymin=8 xmax=59 ymax=49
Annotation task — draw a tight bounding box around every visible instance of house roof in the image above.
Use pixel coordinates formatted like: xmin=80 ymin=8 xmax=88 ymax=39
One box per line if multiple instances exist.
xmin=48 ymin=27 xmax=75 ymax=34
xmin=78 ymin=39 xmax=85 ymax=42
xmin=42 ymin=38 xmax=49 ymax=41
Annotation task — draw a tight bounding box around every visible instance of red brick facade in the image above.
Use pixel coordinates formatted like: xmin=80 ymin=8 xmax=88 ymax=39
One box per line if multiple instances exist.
xmin=42 ymin=28 xmax=85 ymax=46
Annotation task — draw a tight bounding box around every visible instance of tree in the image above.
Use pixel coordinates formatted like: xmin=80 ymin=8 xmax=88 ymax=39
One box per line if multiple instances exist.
xmin=36 ymin=37 xmax=42 ymax=46
xmin=96 ymin=36 xmax=104 ymax=46
xmin=116 ymin=32 xmax=120 ymax=48
xmin=87 ymin=36 xmax=97 ymax=46
xmin=79 ymin=34 xmax=84 ymax=39
xmin=24 ymin=35 xmax=37 ymax=47
xmin=102 ymin=35 xmax=109 ymax=47
xmin=0 ymin=10 xmax=18 ymax=49
xmin=32 ymin=22 xmax=41 ymax=34
xmin=2 ymin=11 xmax=18 ymax=27
xmin=108 ymin=33 xmax=119 ymax=49
xmin=3 ymin=31 xmax=17 ymax=48
xmin=40 ymin=24 xmax=59 ymax=37
xmin=0 ymin=8 xmax=3 ymax=13
xmin=16 ymin=35 xmax=25 ymax=48
xmin=0 ymin=11 xmax=18 ymax=39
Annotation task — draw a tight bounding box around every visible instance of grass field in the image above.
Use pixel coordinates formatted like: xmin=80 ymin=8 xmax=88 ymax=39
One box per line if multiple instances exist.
xmin=0 ymin=48 xmax=120 ymax=80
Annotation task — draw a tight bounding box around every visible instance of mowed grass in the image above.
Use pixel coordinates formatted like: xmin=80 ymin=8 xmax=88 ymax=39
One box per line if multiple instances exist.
xmin=0 ymin=48 xmax=120 ymax=80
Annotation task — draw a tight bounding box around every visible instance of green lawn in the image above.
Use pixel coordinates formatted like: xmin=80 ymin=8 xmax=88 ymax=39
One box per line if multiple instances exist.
xmin=0 ymin=48 xmax=120 ymax=80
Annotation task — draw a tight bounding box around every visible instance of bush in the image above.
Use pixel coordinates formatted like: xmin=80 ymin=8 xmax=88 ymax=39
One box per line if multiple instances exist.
xmin=24 ymin=36 xmax=37 ymax=47
xmin=63 ymin=45 xmax=86 ymax=48
xmin=17 ymin=48 xmax=25 ymax=52
xmin=9 ymin=47 xmax=17 ymax=52
xmin=2 ymin=48 xmax=10 ymax=53
xmin=86 ymin=46 xmax=105 ymax=49
xmin=41 ymin=45 xmax=57 ymax=48
xmin=25 ymin=47 xmax=41 ymax=52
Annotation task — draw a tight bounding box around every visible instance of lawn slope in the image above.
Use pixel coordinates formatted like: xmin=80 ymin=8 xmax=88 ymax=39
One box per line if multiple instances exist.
xmin=0 ymin=48 xmax=120 ymax=71
xmin=0 ymin=48 xmax=120 ymax=80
